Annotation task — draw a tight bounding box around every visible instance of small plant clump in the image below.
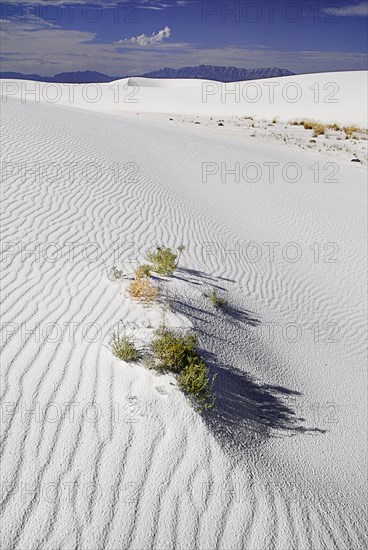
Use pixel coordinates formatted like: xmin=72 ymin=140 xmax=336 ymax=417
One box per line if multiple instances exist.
xmin=312 ymin=123 xmax=326 ymax=137
xmin=178 ymin=358 xmax=217 ymax=411
xmin=177 ymin=244 xmax=186 ymax=257
xmin=289 ymin=120 xmax=326 ymax=136
xmin=150 ymin=327 xmax=198 ymax=371
xmin=107 ymin=265 xmax=125 ymax=282
xmin=146 ymin=244 xmax=185 ymax=276
xmin=208 ymin=289 xmax=228 ymax=312
xmin=147 ymin=245 xmax=177 ymax=276
xmin=106 ymin=243 xmax=217 ymax=412
xmin=328 ymin=123 xmax=341 ymax=131
xmin=150 ymin=327 xmax=216 ymax=410
xmin=129 ymin=275 xmax=159 ymax=304
xmin=109 ymin=331 xmax=140 ymax=362
xmin=343 ymin=125 xmax=360 ymax=138
xmin=135 ymin=264 xmax=151 ymax=278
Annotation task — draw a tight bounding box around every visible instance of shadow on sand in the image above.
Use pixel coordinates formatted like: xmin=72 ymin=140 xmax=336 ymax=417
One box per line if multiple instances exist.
xmin=202 ymin=360 xmax=326 ymax=453
xmin=171 ymin=268 xmax=326 ymax=451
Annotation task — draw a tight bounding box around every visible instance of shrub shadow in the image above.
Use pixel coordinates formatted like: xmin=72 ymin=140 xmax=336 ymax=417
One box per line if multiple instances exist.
xmin=226 ymin=305 xmax=261 ymax=327
xmin=202 ymin=360 xmax=326 ymax=452
xmin=170 ymin=281 xmax=326 ymax=453
xmin=175 ymin=268 xmax=261 ymax=326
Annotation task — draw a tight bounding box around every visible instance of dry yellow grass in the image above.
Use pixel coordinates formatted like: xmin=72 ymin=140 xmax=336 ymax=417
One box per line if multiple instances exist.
xmin=312 ymin=123 xmax=326 ymax=137
xmin=343 ymin=125 xmax=360 ymax=138
xmin=289 ymin=120 xmax=366 ymax=138
xmin=128 ymin=275 xmax=159 ymax=305
xmin=289 ymin=119 xmax=326 ymax=136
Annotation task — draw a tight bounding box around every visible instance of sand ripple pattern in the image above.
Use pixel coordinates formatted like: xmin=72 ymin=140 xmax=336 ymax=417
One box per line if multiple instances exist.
xmin=1 ymin=98 xmax=367 ymax=549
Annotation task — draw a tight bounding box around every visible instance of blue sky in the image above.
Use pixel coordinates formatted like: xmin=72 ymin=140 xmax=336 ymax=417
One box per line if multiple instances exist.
xmin=0 ymin=0 xmax=367 ymax=75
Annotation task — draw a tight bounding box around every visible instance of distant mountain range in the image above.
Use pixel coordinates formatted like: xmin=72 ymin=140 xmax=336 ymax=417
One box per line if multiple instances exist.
xmin=0 ymin=70 xmax=120 ymax=83
xmin=143 ymin=66 xmax=295 ymax=81
xmin=0 ymin=66 xmax=294 ymax=83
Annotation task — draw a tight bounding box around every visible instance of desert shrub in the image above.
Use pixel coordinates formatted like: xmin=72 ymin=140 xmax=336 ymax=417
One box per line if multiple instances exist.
xmin=150 ymin=327 xmax=199 ymax=372
xmin=208 ymin=289 xmax=228 ymax=312
xmin=343 ymin=125 xmax=360 ymax=138
xmin=107 ymin=265 xmax=124 ymax=282
xmin=147 ymin=245 xmax=177 ymax=276
xmin=135 ymin=264 xmax=151 ymax=278
xmin=289 ymin=120 xmax=303 ymax=126
xmin=328 ymin=123 xmax=341 ymax=131
xmin=129 ymin=275 xmax=159 ymax=304
xmin=109 ymin=331 xmax=139 ymax=362
xmin=303 ymin=121 xmax=314 ymax=130
xmin=178 ymin=358 xmax=216 ymax=411
xmin=290 ymin=119 xmax=326 ymax=136
xmin=312 ymin=123 xmax=326 ymax=137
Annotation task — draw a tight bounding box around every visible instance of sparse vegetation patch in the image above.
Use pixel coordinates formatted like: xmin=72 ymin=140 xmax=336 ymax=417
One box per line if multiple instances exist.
xmin=146 ymin=244 xmax=185 ymax=276
xmin=109 ymin=329 xmax=140 ymax=362
xmin=289 ymin=119 xmax=326 ymax=136
xmin=343 ymin=125 xmax=360 ymax=138
xmin=129 ymin=274 xmax=159 ymax=304
xmin=150 ymin=327 xmax=199 ymax=372
xmin=107 ymin=243 xmax=216 ymax=412
xmin=147 ymin=245 xmax=177 ymax=276
xmin=107 ymin=265 xmax=125 ymax=282
xmin=208 ymin=289 xmax=228 ymax=312
xmin=135 ymin=264 xmax=152 ymax=278
xmin=178 ymin=358 xmax=217 ymax=411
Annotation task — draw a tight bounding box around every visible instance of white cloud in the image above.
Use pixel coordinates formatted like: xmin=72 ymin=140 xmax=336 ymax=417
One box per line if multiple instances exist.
xmin=138 ymin=1 xmax=192 ymax=9
xmin=323 ymin=2 xmax=368 ymax=17
xmin=115 ymin=26 xmax=171 ymax=47
xmin=138 ymin=4 xmax=170 ymax=10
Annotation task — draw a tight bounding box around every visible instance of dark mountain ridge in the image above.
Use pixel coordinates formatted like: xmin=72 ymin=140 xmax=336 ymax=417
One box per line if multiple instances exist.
xmin=0 ymin=65 xmax=295 ymax=83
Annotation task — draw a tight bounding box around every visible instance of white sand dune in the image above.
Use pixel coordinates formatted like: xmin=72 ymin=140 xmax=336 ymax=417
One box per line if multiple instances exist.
xmin=127 ymin=77 xmax=202 ymax=88
xmin=1 ymin=71 xmax=367 ymax=124
xmin=0 ymin=72 xmax=367 ymax=549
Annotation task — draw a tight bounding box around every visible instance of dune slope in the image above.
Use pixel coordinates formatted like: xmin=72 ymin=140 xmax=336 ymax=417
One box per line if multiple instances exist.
xmin=0 ymin=74 xmax=367 ymax=549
